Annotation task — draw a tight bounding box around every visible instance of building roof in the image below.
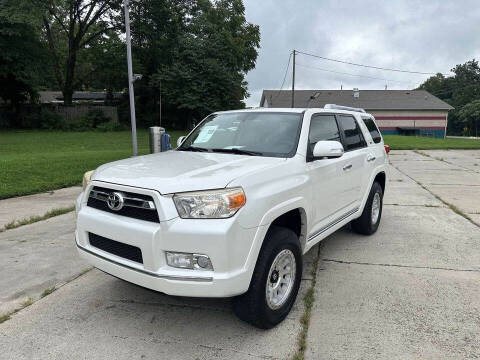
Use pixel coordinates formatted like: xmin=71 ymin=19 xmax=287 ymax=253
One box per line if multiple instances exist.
xmin=39 ymin=91 xmax=122 ymax=103
xmin=260 ymin=89 xmax=454 ymax=111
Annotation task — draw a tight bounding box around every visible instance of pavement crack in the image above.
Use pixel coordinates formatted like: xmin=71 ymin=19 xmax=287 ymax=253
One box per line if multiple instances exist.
xmin=384 ymin=203 xmax=443 ymax=208
xmin=390 ymin=163 xmax=480 ymax=229
xmin=413 ymin=150 xmax=480 ymax=174
xmin=112 ymin=299 xmax=232 ymax=313
xmin=322 ymin=258 xmax=480 ymax=273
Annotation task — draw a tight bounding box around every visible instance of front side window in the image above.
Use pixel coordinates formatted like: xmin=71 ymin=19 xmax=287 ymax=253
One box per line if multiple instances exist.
xmin=337 ymin=115 xmax=366 ymax=151
xmin=308 ymin=114 xmax=341 ymax=155
xmin=178 ymin=112 xmax=303 ymax=158
xmin=362 ymin=117 xmax=382 ymax=143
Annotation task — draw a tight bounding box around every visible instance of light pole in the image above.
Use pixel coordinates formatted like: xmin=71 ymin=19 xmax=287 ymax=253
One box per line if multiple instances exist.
xmin=124 ymin=0 xmax=138 ymax=156
xmin=159 ymin=79 xmax=162 ymax=127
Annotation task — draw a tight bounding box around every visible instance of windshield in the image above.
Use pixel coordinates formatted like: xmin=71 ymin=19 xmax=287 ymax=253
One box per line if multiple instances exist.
xmin=178 ymin=112 xmax=303 ymax=157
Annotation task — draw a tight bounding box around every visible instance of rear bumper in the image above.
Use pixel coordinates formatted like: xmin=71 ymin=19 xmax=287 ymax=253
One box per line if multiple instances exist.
xmin=75 ymin=188 xmax=260 ymax=297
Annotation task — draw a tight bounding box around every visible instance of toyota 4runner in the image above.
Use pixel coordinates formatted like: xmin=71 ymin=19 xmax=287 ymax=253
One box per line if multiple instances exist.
xmin=75 ymin=105 xmax=388 ymax=328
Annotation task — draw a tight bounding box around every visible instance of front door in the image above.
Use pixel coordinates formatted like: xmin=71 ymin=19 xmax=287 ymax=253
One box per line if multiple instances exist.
xmin=306 ymin=114 xmax=346 ymax=235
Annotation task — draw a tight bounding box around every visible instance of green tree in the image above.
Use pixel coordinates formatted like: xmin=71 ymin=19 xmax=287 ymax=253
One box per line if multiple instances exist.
xmin=458 ymin=99 xmax=480 ymax=137
xmin=419 ymin=59 xmax=480 ymax=135
xmin=130 ymin=0 xmax=260 ymax=128
xmin=76 ymin=32 xmax=127 ymax=96
xmin=0 ymin=0 xmax=49 ymax=126
xmin=32 ymin=0 xmax=122 ymax=105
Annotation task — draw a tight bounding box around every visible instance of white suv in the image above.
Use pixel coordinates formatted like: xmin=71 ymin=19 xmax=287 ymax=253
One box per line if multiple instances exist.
xmin=76 ymin=105 xmax=388 ymax=328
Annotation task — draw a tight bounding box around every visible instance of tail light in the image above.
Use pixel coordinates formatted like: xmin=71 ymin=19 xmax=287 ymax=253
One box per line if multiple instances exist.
xmin=384 ymin=145 xmax=390 ymax=154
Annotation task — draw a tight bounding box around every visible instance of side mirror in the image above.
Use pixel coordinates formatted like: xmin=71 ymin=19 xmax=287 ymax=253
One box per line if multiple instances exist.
xmin=177 ymin=136 xmax=186 ymax=147
xmin=313 ymin=141 xmax=344 ymax=159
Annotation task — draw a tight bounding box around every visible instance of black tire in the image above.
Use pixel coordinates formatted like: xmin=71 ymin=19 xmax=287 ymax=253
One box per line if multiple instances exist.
xmin=352 ymin=181 xmax=383 ymax=235
xmin=233 ymin=226 xmax=302 ymax=329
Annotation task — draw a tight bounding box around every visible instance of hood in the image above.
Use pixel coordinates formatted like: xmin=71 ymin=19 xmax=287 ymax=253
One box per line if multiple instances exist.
xmin=92 ymin=150 xmax=285 ymax=194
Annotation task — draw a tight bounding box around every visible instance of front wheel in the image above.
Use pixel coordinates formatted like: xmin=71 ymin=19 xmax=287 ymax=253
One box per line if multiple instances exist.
xmin=352 ymin=181 xmax=383 ymax=235
xmin=233 ymin=226 xmax=302 ymax=329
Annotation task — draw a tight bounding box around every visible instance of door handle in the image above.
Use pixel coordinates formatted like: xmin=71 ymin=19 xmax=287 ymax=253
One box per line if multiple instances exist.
xmin=367 ymin=155 xmax=376 ymax=162
xmin=343 ymin=164 xmax=352 ymax=171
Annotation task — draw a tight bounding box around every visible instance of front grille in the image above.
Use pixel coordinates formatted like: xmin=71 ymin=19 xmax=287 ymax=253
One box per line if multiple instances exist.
xmin=87 ymin=186 xmax=160 ymax=223
xmin=89 ymin=233 xmax=143 ymax=264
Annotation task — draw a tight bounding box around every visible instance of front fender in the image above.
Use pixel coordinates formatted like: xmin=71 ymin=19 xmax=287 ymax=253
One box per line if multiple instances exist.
xmin=239 ymin=196 xmax=309 ymax=289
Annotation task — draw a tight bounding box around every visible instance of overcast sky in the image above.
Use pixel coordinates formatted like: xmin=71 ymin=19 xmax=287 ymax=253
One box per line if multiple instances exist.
xmin=242 ymin=0 xmax=480 ymax=107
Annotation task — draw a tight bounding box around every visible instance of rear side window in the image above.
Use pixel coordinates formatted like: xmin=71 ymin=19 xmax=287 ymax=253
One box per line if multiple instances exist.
xmin=362 ymin=117 xmax=382 ymax=144
xmin=337 ymin=115 xmax=366 ymax=151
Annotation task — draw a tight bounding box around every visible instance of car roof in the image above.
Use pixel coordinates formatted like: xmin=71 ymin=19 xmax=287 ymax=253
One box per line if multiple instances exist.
xmin=214 ymin=108 xmax=372 ymax=117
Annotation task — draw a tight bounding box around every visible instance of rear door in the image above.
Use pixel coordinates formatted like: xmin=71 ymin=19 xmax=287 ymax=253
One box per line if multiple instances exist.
xmin=359 ymin=115 xmax=386 ymax=192
xmin=336 ymin=114 xmax=369 ymax=210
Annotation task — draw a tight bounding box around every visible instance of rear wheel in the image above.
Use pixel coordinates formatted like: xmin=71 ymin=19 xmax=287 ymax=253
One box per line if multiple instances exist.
xmin=352 ymin=181 xmax=383 ymax=235
xmin=233 ymin=226 xmax=302 ymax=329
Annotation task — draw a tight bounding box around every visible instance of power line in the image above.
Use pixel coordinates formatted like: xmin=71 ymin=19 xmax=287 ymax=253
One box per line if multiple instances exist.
xmin=296 ymin=62 xmax=417 ymax=87
xmin=296 ymin=50 xmax=451 ymax=76
xmin=270 ymin=52 xmax=292 ymax=102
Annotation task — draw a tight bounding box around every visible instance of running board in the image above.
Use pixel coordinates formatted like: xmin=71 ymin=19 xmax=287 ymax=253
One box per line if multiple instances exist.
xmin=307 ymin=207 xmax=359 ymax=242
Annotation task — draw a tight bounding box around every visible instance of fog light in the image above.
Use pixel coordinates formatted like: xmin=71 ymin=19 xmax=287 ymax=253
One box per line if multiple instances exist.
xmin=195 ymin=254 xmax=212 ymax=270
xmin=165 ymin=252 xmax=213 ymax=270
xmin=166 ymin=252 xmax=194 ymax=269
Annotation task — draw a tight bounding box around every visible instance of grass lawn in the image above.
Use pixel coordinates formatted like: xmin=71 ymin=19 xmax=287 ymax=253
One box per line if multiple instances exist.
xmin=0 ymin=130 xmax=185 ymax=199
xmin=2 ymin=131 xmax=479 ymax=200
xmin=383 ymin=135 xmax=480 ymax=150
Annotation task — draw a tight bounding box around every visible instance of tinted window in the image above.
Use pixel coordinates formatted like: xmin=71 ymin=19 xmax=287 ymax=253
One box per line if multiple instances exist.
xmin=308 ymin=114 xmax=341 ymax=146
xmin=337 ymin=115 xmax=366 ymax=151
xmin=362 ymin=117 xmax=382 ymax=143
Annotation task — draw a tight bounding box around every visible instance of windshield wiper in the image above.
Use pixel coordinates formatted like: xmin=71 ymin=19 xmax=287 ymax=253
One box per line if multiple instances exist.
xmin=210 ymin=148 xmax=263 ymax=156
xmin=178 ymin=145 xmax=209 ymax=152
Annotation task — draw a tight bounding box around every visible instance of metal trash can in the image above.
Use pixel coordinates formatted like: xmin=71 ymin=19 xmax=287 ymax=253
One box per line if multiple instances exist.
xmin=149 ymin=126 xmax=165 ymax=153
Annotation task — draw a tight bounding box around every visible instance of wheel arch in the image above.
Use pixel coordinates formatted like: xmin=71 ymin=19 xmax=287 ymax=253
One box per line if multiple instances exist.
xmin=267 ymin=207 xmax=308 ymax=252
xmin=358 ymin=168 xmax=387 ymax=216
xmin=374 ymin=171 xmax=386 ymax=194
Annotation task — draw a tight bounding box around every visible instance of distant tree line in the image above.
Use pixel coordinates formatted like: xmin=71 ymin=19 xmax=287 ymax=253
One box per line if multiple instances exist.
xmin=0 ymin=0 xmax=260 ymax=129
xmin=419 ymin=60 xmax=480 ymax=137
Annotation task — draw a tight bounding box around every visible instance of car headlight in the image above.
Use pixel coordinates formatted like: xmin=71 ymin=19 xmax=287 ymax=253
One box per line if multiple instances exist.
xmin=173 ymin=188 xmax=246 ymax=219
xmin=82 ymin=170 xmax=94 ymax=191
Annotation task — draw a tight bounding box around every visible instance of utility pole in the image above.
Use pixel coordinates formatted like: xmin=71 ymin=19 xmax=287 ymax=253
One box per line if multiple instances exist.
xmin=291 ymin=50 xmax=296 ymax=108
xmin=124 ymin=0 xmax=137 ymax=156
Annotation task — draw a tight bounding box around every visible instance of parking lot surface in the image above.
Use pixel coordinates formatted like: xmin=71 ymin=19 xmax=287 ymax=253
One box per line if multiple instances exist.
xmin=1 ymin=150 xmax=479 ymax=359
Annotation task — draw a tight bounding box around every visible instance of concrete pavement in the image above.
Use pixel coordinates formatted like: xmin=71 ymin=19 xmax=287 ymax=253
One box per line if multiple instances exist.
xmin=1 ymin=150 xmax=479 ymax=359
xmin=0 ymin=187 xmax=81 ymax=228
xmin=0 ymin=213 xmax=91 ymax=315
xmin=390 ymin=150 xmax=480 ymax=226
xmin=306 ymin=150 xmax=480 ymax=359
xmin=0 ymin=242 xmax=317 ymax=360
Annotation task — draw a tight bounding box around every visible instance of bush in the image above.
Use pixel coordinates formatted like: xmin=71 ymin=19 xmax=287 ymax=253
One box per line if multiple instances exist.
xmin=86 ymin=108 xmax=109 ymax=127
xmin=39 ymin=108 xmax=67 ymax=130
xmin=68 ymin=116 xmax=93 ymax=131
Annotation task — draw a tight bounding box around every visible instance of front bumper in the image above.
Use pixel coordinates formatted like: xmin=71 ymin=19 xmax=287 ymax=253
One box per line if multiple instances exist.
xmin=75 ymin=185 xmax=260 ymax=298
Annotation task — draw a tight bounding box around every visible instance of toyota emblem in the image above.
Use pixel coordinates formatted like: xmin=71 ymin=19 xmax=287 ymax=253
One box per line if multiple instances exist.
xmin=107 ymin=192 xmax=124 ymax=211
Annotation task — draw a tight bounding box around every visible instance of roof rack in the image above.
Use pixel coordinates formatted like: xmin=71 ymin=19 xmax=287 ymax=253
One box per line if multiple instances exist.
xmin=324 ymin=104 xmax=366 ymax=113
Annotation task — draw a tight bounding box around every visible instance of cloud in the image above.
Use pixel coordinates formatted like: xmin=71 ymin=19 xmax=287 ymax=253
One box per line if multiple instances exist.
xmin=243 ymin=0 xmax=480 ymax=107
